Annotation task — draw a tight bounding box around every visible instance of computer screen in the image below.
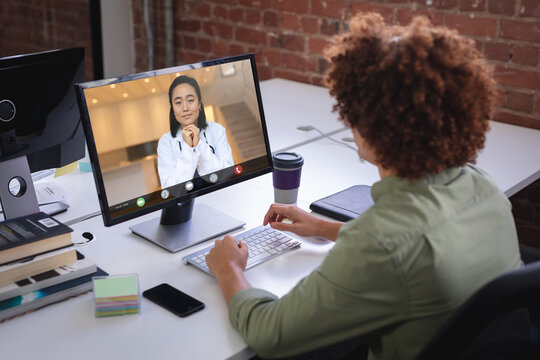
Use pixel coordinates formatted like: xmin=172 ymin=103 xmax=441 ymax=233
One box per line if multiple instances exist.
xmin=0 ymin=48 xmax=86 ymax=219
xmin=76 ymin=54 xmax=273 ymax=252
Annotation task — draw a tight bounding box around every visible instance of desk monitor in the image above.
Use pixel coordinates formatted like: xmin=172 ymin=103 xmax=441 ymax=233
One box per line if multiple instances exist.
xmin=76 ymin=54 xmax=272 ymax=252
xmin=0 ymin=48 xmax=86 ymax=219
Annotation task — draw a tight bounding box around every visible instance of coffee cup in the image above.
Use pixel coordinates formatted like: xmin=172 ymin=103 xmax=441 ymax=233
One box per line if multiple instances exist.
xmin=272 ymin=152 xmax=304 ymax=204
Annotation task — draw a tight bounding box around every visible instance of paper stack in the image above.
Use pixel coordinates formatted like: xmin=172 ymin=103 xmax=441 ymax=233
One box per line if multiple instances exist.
xmin=93 ymin=274 xmax=140 ymax=317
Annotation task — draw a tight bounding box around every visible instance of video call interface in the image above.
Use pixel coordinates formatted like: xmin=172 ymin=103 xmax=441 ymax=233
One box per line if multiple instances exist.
xmin=82 ymin=58 xmax=270 ymax=219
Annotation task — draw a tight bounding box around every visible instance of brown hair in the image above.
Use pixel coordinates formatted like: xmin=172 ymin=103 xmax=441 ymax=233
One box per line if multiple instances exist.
xmin=324 ymin=13 xmax=496 ymax=180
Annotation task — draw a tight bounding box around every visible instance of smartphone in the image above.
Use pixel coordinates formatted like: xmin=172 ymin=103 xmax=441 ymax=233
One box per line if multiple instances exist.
xmin=143 ymin=283 xmax=205 ymax=317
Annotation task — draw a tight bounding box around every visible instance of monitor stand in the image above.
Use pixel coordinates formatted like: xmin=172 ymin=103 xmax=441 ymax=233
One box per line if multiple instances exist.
xmin=0 ymin=156 xmax=40 ymax=220
xmin=129 ymin=199 xmax=245 ymax=253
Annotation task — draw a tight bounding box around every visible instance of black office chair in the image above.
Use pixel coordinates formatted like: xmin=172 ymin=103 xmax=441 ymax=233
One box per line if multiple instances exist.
xmin=414 ymin=260 xmax=540 ymax=360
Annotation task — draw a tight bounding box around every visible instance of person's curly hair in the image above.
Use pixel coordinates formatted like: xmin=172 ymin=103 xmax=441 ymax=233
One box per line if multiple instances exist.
xmin=324 ymin=13 xmax=496 ymax=180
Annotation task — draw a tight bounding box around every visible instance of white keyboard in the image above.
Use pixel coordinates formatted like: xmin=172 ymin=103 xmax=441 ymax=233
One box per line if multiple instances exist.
xmin=182 ymin=225 xmax=300 ymax=275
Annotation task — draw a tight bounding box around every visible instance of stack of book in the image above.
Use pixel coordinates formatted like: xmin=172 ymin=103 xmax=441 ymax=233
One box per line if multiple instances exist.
xmin=0 ymin=211 xmax=106 ymax=322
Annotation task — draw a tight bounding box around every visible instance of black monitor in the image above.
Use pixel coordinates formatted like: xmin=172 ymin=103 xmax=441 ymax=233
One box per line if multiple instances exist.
xmin=0 ymin=48 xmax=86 ymax=219
xmin=76 ymin=54 xmax=273 ymax=252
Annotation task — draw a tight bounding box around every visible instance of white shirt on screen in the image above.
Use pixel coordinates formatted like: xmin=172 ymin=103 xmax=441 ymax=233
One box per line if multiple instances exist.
xmin=157 ymin=121 xmax=233 ymax=188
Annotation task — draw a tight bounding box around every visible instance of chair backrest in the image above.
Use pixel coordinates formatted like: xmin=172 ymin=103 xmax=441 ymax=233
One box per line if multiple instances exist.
xmin=414 ymin=260 xmax=540 ymax=360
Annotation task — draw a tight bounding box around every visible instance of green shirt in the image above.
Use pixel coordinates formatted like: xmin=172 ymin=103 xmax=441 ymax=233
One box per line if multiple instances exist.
xmin=229 ymin=166 xmax=522 ymax=360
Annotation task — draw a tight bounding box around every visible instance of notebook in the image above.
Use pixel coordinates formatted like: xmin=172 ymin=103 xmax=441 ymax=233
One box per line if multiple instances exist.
xmin=309 ymin=185 xmax=374 ymax=221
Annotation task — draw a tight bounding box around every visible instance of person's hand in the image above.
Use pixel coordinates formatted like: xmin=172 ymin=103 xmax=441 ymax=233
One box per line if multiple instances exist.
xmin=181 ymin=127 xmax=194 ymax=147
xmin=263 ymin=204 xmax=343 ymax=240
xmin=206 ymin=235 xmax=249 ymax=279
xmin=263 ymin=204 xmax=323 ymax=238
xmin=184 ymin=124 xmax=200 ymax=147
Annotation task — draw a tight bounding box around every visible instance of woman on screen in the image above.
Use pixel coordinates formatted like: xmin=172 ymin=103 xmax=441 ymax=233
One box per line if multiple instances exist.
xmin=157 ymin=75 xmax=233 ymax=188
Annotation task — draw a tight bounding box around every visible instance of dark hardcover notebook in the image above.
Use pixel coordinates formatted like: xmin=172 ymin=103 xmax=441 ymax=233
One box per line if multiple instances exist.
xmin=310 ymin=185 xmax=374 ymax=221
xmin=0 ymin=211 xmax=73 ymax=266
xmin=0 ymin=211 xmax=72 ymax=251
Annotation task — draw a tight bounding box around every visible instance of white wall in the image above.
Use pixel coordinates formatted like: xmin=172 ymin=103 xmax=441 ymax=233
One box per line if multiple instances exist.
xmin=89 ymin=93 xmax=169 ymax=154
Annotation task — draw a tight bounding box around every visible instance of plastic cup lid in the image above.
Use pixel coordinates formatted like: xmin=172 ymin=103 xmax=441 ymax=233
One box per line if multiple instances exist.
xmin=272 ymin=152 xmax=304 ymax=169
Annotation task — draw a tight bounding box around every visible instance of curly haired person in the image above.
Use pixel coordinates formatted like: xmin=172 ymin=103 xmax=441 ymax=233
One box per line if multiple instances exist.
xmin=205 ymin=13 xmax=523 ymax=360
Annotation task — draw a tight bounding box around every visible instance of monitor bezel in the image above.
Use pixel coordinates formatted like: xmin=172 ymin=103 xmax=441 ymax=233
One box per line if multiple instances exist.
xmin=76 ymin=53 xmax=273 ymax=227
xmin=0 ymin=47 xmax=86 ymax=172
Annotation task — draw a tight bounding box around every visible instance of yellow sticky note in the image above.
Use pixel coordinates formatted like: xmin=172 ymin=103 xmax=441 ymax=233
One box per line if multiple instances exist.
xmin=54 ymin=161 xmax=78 ymax=177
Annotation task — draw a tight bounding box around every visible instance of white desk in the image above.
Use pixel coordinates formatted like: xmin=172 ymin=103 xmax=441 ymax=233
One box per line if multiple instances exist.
xmin=1 ymin=181 xmax=332 ymax=360
xmin=476 ymin=121 xmax=540 ymax=197
xmin=247 ymin=121 xmax=540 ymax=214
xmin=259 ymin=78 xmax=346 ymax=153
xmin=3 ymin=79 xmax=540 ymax=360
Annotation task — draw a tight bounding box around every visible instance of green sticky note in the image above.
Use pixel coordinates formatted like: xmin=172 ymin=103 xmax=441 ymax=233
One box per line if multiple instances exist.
xmin=93 ymin=276 xmax=138 ymax=298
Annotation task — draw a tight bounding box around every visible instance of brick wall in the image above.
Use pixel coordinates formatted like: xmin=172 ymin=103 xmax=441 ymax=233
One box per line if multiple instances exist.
xmin=1 ymin=1 xmax=537 ymax=128
xmin=134 ymin=0 xmax=540 ymax=130
xmin=0 ymin=0 xmax=95 ymax=81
